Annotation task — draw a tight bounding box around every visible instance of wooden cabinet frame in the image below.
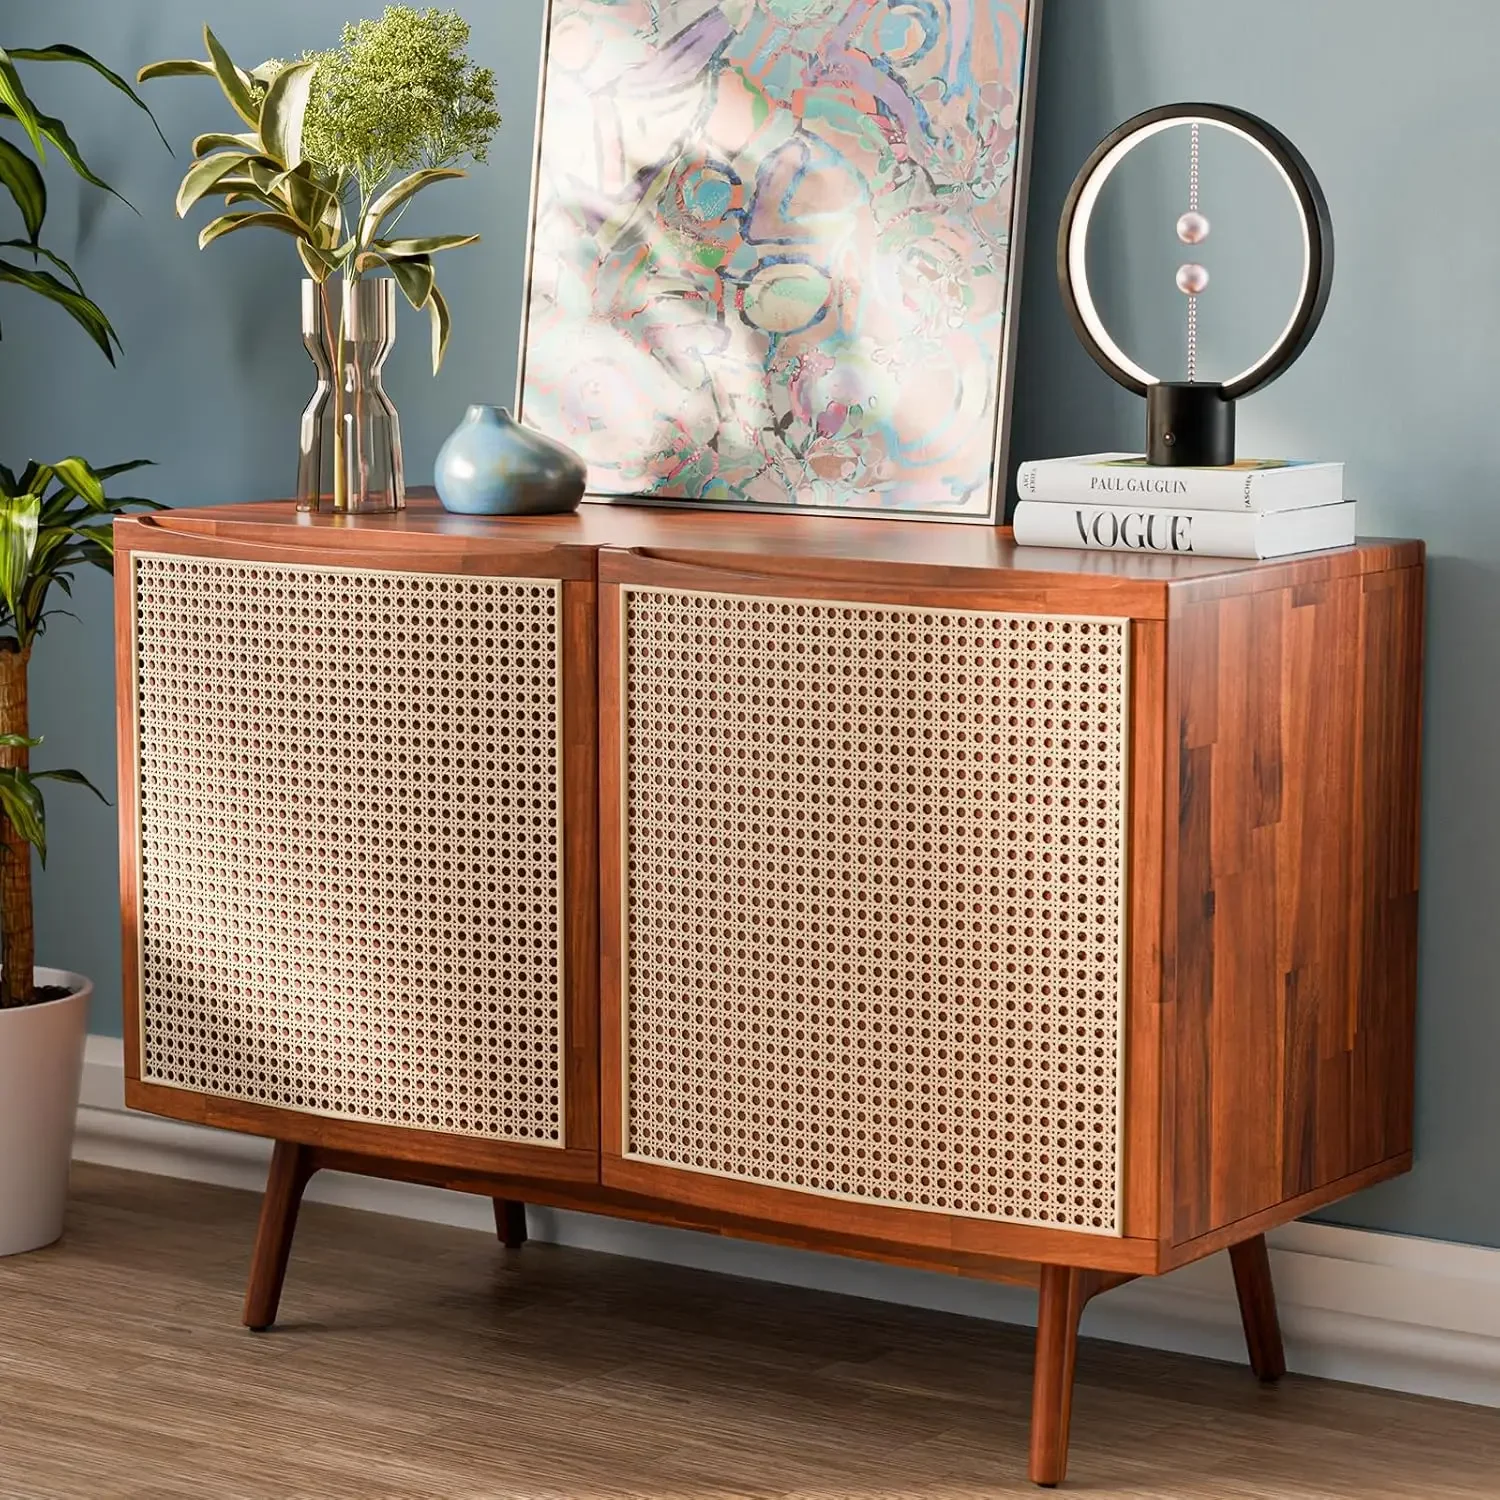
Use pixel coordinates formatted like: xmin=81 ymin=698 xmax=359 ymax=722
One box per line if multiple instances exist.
xmin=113 ymin=503 xmax=1424 ymax=1488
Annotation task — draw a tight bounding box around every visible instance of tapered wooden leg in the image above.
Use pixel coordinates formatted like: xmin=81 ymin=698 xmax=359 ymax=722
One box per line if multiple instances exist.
xmin=243 ymin=1141 xmax=317 ymax=1332
xmin=1029 ymin=1266 xmax=1099 ymax=1487
xmin=1229 ymin=1234 xmax=1286 ymax=1382
xmin=493 ymin=1198 xmax=528 ymax=1249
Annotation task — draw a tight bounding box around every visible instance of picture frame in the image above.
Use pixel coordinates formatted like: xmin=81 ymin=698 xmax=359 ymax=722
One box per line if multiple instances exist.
xmin=515 ymin=0 xmax=1044 ymax=525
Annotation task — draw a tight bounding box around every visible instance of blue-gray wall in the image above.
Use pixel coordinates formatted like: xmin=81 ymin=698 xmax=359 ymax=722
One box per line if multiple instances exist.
xmin=0 ymin=0 xmax=1491 ymax=1247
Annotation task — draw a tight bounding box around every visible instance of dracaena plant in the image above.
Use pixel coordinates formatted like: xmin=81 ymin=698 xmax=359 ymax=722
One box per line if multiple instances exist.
xmin=1 ymin=41 xmax=166 ymax=360
xmin=0 ymin=464 xmax=163 ymax=989
xmin=0 ymin=43 xmax=163 ymax=1008
xmin=139 ymin=7 xmax=501 ymax=373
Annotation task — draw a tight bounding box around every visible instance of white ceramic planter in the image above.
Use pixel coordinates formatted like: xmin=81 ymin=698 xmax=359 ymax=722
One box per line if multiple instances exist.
xmin=0 ymin=969 xmax=91 ymax=1257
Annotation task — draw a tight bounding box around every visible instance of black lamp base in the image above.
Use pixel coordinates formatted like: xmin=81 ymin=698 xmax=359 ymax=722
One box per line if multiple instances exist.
xmin=1147 ymin=383 xmax=1236 ymax=467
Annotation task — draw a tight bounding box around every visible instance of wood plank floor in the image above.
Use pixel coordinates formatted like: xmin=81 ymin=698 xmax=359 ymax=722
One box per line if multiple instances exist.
xmin=2 ymin=1165 xmax=1497 ymax=1499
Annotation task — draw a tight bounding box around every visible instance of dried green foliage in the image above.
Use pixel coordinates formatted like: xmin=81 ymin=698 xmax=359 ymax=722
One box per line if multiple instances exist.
xmin=301 ymin=7 xmax=501 ymax=197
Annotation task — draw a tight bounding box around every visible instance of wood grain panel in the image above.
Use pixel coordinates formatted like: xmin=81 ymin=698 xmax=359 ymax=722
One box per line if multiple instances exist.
xmin=1349 ymin=566 xmax=1425 ymax=1167
xmin=597 ymin=582 xmax=626 ymax=1164
xmin=1122 ymin=620 xmax=1167 ymax=1242
xmin=115 ymin=549 xmax=145 ymax=1090
xmin=598 ymin=543 xmax=1170 ymax=617
xmin=561 ymin=581 xmax=601 ymax=1154
xmin=123 ymin=499 xmax=1422 ymax=600
xmin=1163 ymin=561 xmax=1423 ymax=1246
xmin=123 ymin=1077 xmax=602 ymax=1184
xmin=114 ymin=513 xmax=599 ymax=580
xmin=1158 ymin=1153 xmax=1410 ymax=1270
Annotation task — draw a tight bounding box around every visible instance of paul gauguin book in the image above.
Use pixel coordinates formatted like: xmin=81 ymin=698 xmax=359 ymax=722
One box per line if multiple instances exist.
xmin=1016 ymin=454 xmax=1345 ymax=512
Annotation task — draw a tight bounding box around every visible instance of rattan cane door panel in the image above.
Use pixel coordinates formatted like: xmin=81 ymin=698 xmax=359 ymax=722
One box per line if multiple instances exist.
xmin=617 ymin=586 xmax=1131 ymax=1235
xmin=129 ymin=552 xmax=567 ymax=1147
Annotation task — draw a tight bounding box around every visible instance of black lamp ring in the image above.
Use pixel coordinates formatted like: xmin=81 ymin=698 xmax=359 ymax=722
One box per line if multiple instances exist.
xmin=1057 ymin=104 xmax=1334 ymax=422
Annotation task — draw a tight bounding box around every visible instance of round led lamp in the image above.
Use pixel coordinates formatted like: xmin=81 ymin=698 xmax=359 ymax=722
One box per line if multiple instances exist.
xmin=1058 ymin=104 xmax=1335 ymax=467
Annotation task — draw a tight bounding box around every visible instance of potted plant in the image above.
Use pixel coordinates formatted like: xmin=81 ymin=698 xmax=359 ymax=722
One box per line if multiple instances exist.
xmin=0 ymin=43 xmax=164 ymax=1255
xmin=140 ymin=7 xmax=501 ymax=512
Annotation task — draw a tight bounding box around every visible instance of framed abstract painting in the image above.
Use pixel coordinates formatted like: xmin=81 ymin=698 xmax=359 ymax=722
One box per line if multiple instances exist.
xmin=516 ymin=0 xmax=1042 ymax=523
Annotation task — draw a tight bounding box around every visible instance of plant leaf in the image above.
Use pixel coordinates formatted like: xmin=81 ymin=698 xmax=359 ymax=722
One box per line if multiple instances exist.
xmin=262 ymin=163 xmax=340 ymax=234
xmin=0 ymin=733 xmax=39 ymax=749
xmin=190 ymin=130 xmax=259 ymax=156
xmin=216 ymin=180 xmax=285 ymax=215
xmin=0 ymin=239 xmax=83 ymax=292
xmin=0 ymin=104 xmax=134 ymax=209
xmin=137 ymin=58 xmax=216 ymax=84
xmin=358 ymin=167 xmax=464 ymax=247
xmin=197 ymin=209 xmax=304 ymax=250
xmin=90 ymin=458 xmax=154 ymax=482
xmin=0 ymin=137 xmax=45 ymax=243
xmin=259 ymin=58 xmax=315 ymax=168
xmin=175 ymin=149 xmax=255 ymax=217
xmin=0 ymin=490 xmax=40 ymax=621
xmin=61 ymin=521 xmax=115 ymax=555
xmin=33 ymin=766 xmax=109 ymax=804
xmin=373 ymin=234 xmax=480 ymax=258
xmin=45 ymin=457 xmax=104 ymax=505
xmin=0 ymin=259 xmax=118 ymax=361
xmin=0 ymin=769 xmax=46 ymax=860
xmin=426 ymin=280 xmax=451 ymax=375
xmin=201 ymin=27 xmax=260 ymax=128
xmin=0 ymin=47 xmax=47 ymax=160
xmin=297 ymin=239 xmax=338 ymax=282
xmin=380 ymin=253 xmax=435 ymax=311
xmin=213 ymin=161 xmax=316 ymax=221
xmin=8 ymin=43 xmax=171 ymax=152
xmin=72 ymin=494 xmax=163 ymax=513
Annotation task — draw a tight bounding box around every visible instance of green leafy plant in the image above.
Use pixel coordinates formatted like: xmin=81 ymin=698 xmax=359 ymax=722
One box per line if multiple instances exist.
xmin=139 ymin=7 xmax=501 ymax=374
xmin=0 ymin=44 xmax=163 ymax=1008
xmin=1 ymin=41 xmax=166 ymax=360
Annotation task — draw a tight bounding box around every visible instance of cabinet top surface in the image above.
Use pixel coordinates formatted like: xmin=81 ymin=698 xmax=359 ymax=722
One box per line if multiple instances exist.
xmin=118 ymin=497 xmax=1422 ymax=602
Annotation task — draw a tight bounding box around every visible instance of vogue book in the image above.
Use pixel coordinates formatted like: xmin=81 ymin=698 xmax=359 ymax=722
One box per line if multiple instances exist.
xmin=1011 ymin=500 xmax=1357 ymax=560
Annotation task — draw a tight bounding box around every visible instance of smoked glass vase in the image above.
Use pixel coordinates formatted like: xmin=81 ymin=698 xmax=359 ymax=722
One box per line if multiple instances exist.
xmin=297 ymin=278 xmax=406 ymax=513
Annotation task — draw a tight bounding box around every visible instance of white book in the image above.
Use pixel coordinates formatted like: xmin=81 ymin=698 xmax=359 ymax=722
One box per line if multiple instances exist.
xmin=1016 ymin=452 xmax=1345 ymax=513
xmin=1012 ymin=500 xmax=1357 ymax=560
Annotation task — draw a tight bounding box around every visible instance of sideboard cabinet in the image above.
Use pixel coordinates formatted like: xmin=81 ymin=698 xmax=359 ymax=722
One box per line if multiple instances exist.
xmin=114 ymin=502 xmax=1423 ymax=1487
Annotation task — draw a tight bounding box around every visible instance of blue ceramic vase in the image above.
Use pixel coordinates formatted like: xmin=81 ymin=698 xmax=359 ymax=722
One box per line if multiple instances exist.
xmin=433 ymin=405 xmax=586 ymax=516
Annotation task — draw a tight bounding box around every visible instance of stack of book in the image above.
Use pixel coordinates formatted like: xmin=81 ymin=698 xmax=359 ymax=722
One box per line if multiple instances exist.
xmin=1012 ymin=454 xmax=1355 ymax=559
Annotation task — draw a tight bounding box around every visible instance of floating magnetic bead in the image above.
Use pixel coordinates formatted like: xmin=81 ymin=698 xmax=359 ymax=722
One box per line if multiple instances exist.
xmin=1177 ymin=210 xmax=1210 ymax=244
xmin=1176 ymin=262 xmax=1210 ymax=295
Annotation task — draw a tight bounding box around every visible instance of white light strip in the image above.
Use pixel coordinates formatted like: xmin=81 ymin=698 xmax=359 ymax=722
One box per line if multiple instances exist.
xmin=1068 ymin=116 xmax=1314 ymax=391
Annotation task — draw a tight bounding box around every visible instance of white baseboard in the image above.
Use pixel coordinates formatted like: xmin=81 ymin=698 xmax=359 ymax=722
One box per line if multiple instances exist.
xmin=77 ymin=1036 xmax=1500 ymax=1408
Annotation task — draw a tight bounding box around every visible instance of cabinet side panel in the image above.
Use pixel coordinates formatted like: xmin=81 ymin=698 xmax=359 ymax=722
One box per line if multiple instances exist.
xmin=1349 ymin=566 xmax=1424 ymax=1167
xmin=1164 ymin=565 xmax=1422 ymax=1245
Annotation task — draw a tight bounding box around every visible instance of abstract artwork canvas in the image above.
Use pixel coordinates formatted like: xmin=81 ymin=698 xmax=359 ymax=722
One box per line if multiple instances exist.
xmin=517 ymin=0 xmax=1039 ymax=521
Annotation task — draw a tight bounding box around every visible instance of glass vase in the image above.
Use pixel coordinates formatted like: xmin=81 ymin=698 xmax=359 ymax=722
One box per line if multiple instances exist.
xmin=297 ymin=278 xmax=406 ymax=513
